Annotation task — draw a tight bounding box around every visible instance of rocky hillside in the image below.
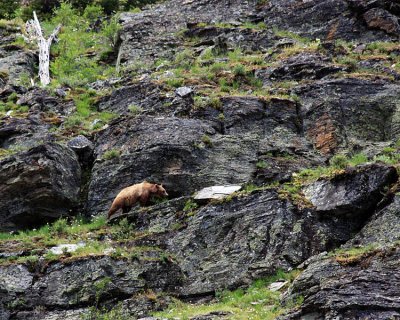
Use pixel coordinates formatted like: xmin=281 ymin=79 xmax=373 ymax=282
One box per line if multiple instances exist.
xmin=1 ymin=0 xmax=400 ymax=319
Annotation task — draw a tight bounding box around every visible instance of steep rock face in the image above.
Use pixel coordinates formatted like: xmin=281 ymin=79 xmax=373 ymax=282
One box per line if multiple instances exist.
xmin=0 ymin=256 xmax=182 ymax=320
xmin=97 ymin=80 xmax=165 ymax=115
xmin=117 ymin=0 xmax=400 ymax=67
xmin=88 ymin=115 xmax=259 ymax=216
xmin=283 ymin=246 xmax=400 ymax=320
xmin=0 ymin=116 xmax=54 ymax=150
xmin=119 ymin=188 xmax=382 ymax=298
xmin=259 ymin=0 xmax=397 ymax=41
xmin=1 ymin=153 xmax=399 ymax=318
xmin=88 ymin=92 xmax=322 ymax=217
xmin=0 ymin=143 xmax=81 ymax=231
xmin=118 ymin=0 xmax=256 ymax=64
xmin=296 ymin=78 xmax=400 ymax=154
xmin=348 ymin=195 xmax=400 ymax=246
xmin=0 ymin=24 xmax=36 ymax=87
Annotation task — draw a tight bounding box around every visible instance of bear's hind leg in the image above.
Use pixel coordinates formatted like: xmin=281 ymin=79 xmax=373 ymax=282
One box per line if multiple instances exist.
xmin=122 ymin=206 xmax=132 ymax=213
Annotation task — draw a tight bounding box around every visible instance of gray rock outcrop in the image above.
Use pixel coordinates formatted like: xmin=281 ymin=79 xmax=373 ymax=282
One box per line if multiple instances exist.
xmin=0 ymin=143 xmax=81 ymax=230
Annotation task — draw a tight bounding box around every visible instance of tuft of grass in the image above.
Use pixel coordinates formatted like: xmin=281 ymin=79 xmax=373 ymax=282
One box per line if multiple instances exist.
xmin=256 ymin=161 xmax=268 ymax=169
xmin=242 ymin=21 xmax=267 ymax=30
xmin=128 ymin=104 xmax=143 ymax=114
xmin=183 ymin=199 xmax=199 ymax=216
xmin=272 ymin=28 xmax=311 ymax=44
xmin=329 ymin=154 xmax=348 ymax=169
xmin=201 ymin=135 xmax=213 ymax=147
xmin=331 ymin=244 xmax=381 ymax=266
xmin=103 ymin=149 xmax=121 ymax=160
xmin=50 ymin=218 xmax=68 ymax=235
xmin=166 ymin=77 xmax=185 ymax=88
xmin=233 ymin=64 xmax=247 ymax=77
xmin=348 ymin=153 xmax=368 ymax=166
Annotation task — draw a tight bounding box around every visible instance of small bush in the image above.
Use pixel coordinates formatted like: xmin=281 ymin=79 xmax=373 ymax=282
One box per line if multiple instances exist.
xmin=166 ymin=78 xmax=184 ymax=88
xmin=193 ymin=95 xmax=207 ymax=109
xmin=64 ymin=114 xmax=84 ymax=128
xmin=256 ymin=160 xmax=268 ymax=169
xmin=382 ymin=147 xmax=396 ymax=155
xmin=174 ymin=49 xmax=194 ymax=69
xmin=233 ymin=64 xmax=247 ymax=76
xmin=103 ymin=149 xmax=120 ymax=160
xmin=329 ymin=154 xmax=348 ymax=169
xmin=102 ymin=14 xmax=121 ymax=49
xmin=50 ymin=218 xmax=68 ymax=235
xmin=0 ymin=0 xmax=19 ymax=19
xmin=201 ymin=135 xmax=213 ymax=147
xmin=209 ymin=96 xmax=222 ymax=110
xmin=183 ymin=199 xmax=198 ymax=213
xmin=128 ymin=104 xmax=143 ymax=114
xmin=348 ymin=153 xmax=368 ymax=166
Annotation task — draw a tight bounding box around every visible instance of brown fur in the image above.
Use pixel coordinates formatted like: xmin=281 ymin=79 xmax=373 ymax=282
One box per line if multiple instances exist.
xmin=107 ymin=181 xmax=168 ymax=219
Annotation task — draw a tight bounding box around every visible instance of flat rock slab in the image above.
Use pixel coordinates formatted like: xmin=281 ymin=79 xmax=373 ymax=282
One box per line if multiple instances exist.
xmin=269 ymin=281 xmax=288 ymax=292
xmin=194 ymin=185 xmax=242 ymax=200
xmin=49 ymin=243 xmax=86 ymax=255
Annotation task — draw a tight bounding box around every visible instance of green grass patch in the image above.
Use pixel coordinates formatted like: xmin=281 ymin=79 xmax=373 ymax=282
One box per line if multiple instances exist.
xmin=103 ymin=149 xmax=121 ymax=160
xmin=154 ymin=269 xmax=302 ymax=320
xmin=0 ymin=215 xmax=163 ymax=266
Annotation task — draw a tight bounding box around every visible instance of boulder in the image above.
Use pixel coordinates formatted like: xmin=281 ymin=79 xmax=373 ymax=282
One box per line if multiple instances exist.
xmin=255 ymin=53 xmax=347 ymax=83
xmin=259 ymin=0 xmax=395 ymax=42
xmin=175 ymin=86 xmax=193 ymax=98
xmin=303 ymin=163 xmax=398 ymax=217
xmin=0 ymin=116 xmax=53 ymax=150
xmin=0 ymin=143 xmax=81 ymax=231
xmin=67 ymin=135 xmax=94 ymax=167
xmin=283 ymin=246 xmax=400 ymax=319
xmin=16 ymin=88 xmax=75 ymax=116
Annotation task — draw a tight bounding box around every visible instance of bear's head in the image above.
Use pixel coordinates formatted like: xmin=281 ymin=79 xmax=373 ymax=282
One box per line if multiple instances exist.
xmin=151 ymin=183 xmax=169 ymax=198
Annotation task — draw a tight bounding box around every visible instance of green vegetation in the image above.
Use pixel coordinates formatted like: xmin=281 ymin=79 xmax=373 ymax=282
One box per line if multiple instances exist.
xmin=128 ymin=104 xmax=143 ymax=114
xmin=329 ymin=154 xmax=348 ymax=169
xmin=256 ymin=160 xmax=268 ymax=169
xmin=329 ymin=243 xmax=400 ymax=266
xmin=2 ymin=0 xmax=162 ymax=20
xmin=201 ymin=135 xmax=213 ymax=147
xmin=0 ymin=100 xmax=30 ymax=117
xmin=0 ymin=216 xmax=169 ymax=266
xmin=153 ymin=46 xmax=273 ymax=99
xmin=272 ymin=28 xmax=311 ymax=44
xmin=183 ymin=199 xmax=199 ymax=217
xmin=103 ymin=148 xmax=121 ymax=160
xmin=154 ymin=269 xmax=302 ymax=320
xmin=48 ymin=3 xmax=117 ymax=87
xmin=82 ymin=303 xmax=129 ymax=320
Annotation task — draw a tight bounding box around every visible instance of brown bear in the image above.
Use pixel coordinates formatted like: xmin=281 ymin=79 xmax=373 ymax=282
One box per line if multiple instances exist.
xmin=107 ymin=181 xmax=168 ymax=219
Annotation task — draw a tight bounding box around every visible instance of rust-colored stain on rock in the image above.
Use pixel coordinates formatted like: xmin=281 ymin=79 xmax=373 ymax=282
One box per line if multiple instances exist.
xmin=307 ymin=114 xmax=337 ymax=155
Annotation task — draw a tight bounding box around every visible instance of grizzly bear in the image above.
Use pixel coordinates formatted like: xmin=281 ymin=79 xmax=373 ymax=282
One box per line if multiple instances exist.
xmin=107 ymin=181 xmax=168 ymax=219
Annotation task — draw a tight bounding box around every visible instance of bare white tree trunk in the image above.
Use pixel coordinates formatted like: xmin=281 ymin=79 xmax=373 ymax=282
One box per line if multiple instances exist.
xmin=25 ymin=12 xmax=61 ymax=87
